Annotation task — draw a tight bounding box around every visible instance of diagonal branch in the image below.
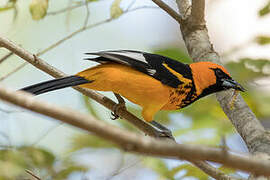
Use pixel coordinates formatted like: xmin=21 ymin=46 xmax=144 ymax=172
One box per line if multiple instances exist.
xmin=192 ymin=161 xmax=238 ymax=180
xmin=0 ymin=51 xmax=13 ymax=64
xmin=0 ymin=86 xmax=270 ymax=176
xmin=0 ymin=36 xmax=163 ymax=138
xmin=151 ymin=0 xmax=182 ymax=23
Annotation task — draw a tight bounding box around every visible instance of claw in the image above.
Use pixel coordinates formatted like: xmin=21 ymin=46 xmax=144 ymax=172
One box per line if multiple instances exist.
xmin=111 ymin=111 xmax=120 ymax=120
xmin=110 ymin=93 xmax=126 ymax=120
xmin=150 ymin=121 xmax=175 ymax=141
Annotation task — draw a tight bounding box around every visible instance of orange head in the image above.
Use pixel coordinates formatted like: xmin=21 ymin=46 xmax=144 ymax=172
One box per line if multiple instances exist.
xmin=189 ymin=62 xmax=245 ymax=97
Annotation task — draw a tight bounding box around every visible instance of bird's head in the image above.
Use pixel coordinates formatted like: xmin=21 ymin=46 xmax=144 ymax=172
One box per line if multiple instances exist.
xmin=189 ymin=62 xmax=245 ymax=97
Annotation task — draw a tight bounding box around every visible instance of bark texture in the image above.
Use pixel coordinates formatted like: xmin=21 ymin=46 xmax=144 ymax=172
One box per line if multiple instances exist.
xmin=175 ymin=0 xmax=270 ymax=179
xmin=176 ymin=0 xmax=270 ymax=155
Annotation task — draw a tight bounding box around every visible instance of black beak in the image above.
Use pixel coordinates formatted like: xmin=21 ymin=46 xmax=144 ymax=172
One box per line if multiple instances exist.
xmin=222 ymin=79 xmax=246 ymax=92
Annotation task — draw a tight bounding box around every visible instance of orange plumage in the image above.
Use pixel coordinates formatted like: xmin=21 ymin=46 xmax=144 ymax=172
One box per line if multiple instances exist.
xmin=21 ymin=50 xmax=245 ymax=123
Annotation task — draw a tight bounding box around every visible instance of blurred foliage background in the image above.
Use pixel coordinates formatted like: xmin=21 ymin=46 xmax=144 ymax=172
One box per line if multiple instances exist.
xmin=0 ymin=0 xmax=270 ymax=179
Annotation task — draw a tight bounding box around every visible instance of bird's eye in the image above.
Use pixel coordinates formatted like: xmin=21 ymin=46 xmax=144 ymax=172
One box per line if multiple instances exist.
xmin=215 ymin=69 xmax=224 ymax=77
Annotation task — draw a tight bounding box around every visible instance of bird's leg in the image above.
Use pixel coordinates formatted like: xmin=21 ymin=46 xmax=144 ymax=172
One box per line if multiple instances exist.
xmin=111 ymin=93 xmax=126 ymax=120
xmin=111 ymin=93 xmax=174 ymax=140
xmin=150 ymin=121 xmax=174 ymax=140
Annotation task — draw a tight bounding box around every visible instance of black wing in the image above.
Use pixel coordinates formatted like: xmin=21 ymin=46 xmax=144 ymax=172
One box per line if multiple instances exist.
xmin=85 ymin=50 xmax=192 ymax=88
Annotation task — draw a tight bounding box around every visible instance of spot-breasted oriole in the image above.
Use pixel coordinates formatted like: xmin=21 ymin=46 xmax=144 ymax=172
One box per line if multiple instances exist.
xmin=21 ymin=50 xmax=245 ymax=123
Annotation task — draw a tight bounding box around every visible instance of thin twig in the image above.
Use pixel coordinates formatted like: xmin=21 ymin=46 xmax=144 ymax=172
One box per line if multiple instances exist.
xmin=47 ymin=2 xmax=84 ymax=15
xmin=0 ymin=62 xmax=27 ymax=81
xmin=83 ymin=0 xmax=90 ymax=28
xmin=32 ymin=122 xmax=64 ymax=146
xmin=47 ymin=0 xmax=105 ymax=16
xmin=0 ymin=52 xmax=13 ymax=64
xmin=192 ymin=161 xmax=239 ymax=180
xmin=25 ymin=169 xmax=41 ymax=180
xmin=126 ymin=0 xmax=137 ymax=11
xmin=0 ymin=6 xmax=158 ymax=82
xmin=110 ymin=156 xmax=140 ymax=179
xmin=151 ymin=0 xmax=182 ymax=23
xmin=38 ymin=6 xmax=159 ymax=57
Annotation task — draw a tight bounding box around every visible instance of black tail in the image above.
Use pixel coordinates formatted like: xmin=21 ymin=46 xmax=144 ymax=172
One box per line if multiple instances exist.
xmin=20 ymin=76 xmax=91 ymax=95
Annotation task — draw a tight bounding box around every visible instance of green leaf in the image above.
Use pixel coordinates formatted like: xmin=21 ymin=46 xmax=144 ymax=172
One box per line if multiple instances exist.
xmin=70 ymin=133 xmax=117 ymax=151
xmin=255 ymin=36 xmax=270 ymax=45
xmin=19 ymin=146 xmax=55 ymax=168
xmin=259 ymin=1 xmax=270 ymax=17
xmin=172 ymin=164 xmax=209 ymax=179
xmin=0 ymin=161 xmax=25 ymax=179
xmin=110 ymin=0 xmax=123 ymax=19
xmin=218 ymin=165 xmax=236 ymax=174
xmin=0 ymin=6 xmax=14 ymax=12
xmin=0 ymin=0 xmax=17 ymax=12
xmin=29 ymin=0 xmax=49 ymax=20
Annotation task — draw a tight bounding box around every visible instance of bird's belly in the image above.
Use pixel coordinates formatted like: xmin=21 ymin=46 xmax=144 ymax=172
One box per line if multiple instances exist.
xmin=77 ymin=63 xmax=170 ymax=108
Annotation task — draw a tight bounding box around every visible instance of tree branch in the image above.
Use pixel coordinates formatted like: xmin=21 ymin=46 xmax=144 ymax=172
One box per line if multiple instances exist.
xmin=0 ymin=51 xmax=13 ymax=64
xmin=0 ymin=62 xmax=27 ymax=81
xmin=175 ymin=0 xmax=270 ymax=155
xmin=0 ymin=87 xmax=270 ymax=176
xmin=173 ymin=0 xmax=270 ymax=178
xmin=151 ymin=0 xmax=182 ymax=23
xmin=0 ymin=36 xmax=165 ymax=138
xmin=25 ymin=169 xmax=41 ymax=180
xmin=190 ymin=0 xmax=205 ymax=26
xmin=192 ymin=161 xmax=238 ymax=180
xmin=83 ymin=0 xmax=90 ymax=28
xmin=151 ymin=1 xmax=238 ymax=179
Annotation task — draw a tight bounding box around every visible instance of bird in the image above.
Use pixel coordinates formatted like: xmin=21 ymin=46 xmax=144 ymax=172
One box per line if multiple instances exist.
xmin=21 ymin=50 xmax=245 ymax=127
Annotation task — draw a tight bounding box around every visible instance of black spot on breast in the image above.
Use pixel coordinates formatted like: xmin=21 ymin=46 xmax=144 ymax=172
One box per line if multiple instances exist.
xmin=175 ymin=90 xmax=186 ymax=95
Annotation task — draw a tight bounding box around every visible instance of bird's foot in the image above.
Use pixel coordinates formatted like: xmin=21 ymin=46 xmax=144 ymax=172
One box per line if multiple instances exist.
xmin=150 ymin=121 xmax=175 ymax=141
xmin=111 ymin=93 xmax=126 ymax=120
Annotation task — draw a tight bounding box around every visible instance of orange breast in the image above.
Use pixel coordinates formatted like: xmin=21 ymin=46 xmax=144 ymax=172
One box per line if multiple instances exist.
xmin=161 ymin=85 xmax=193 ymax=110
